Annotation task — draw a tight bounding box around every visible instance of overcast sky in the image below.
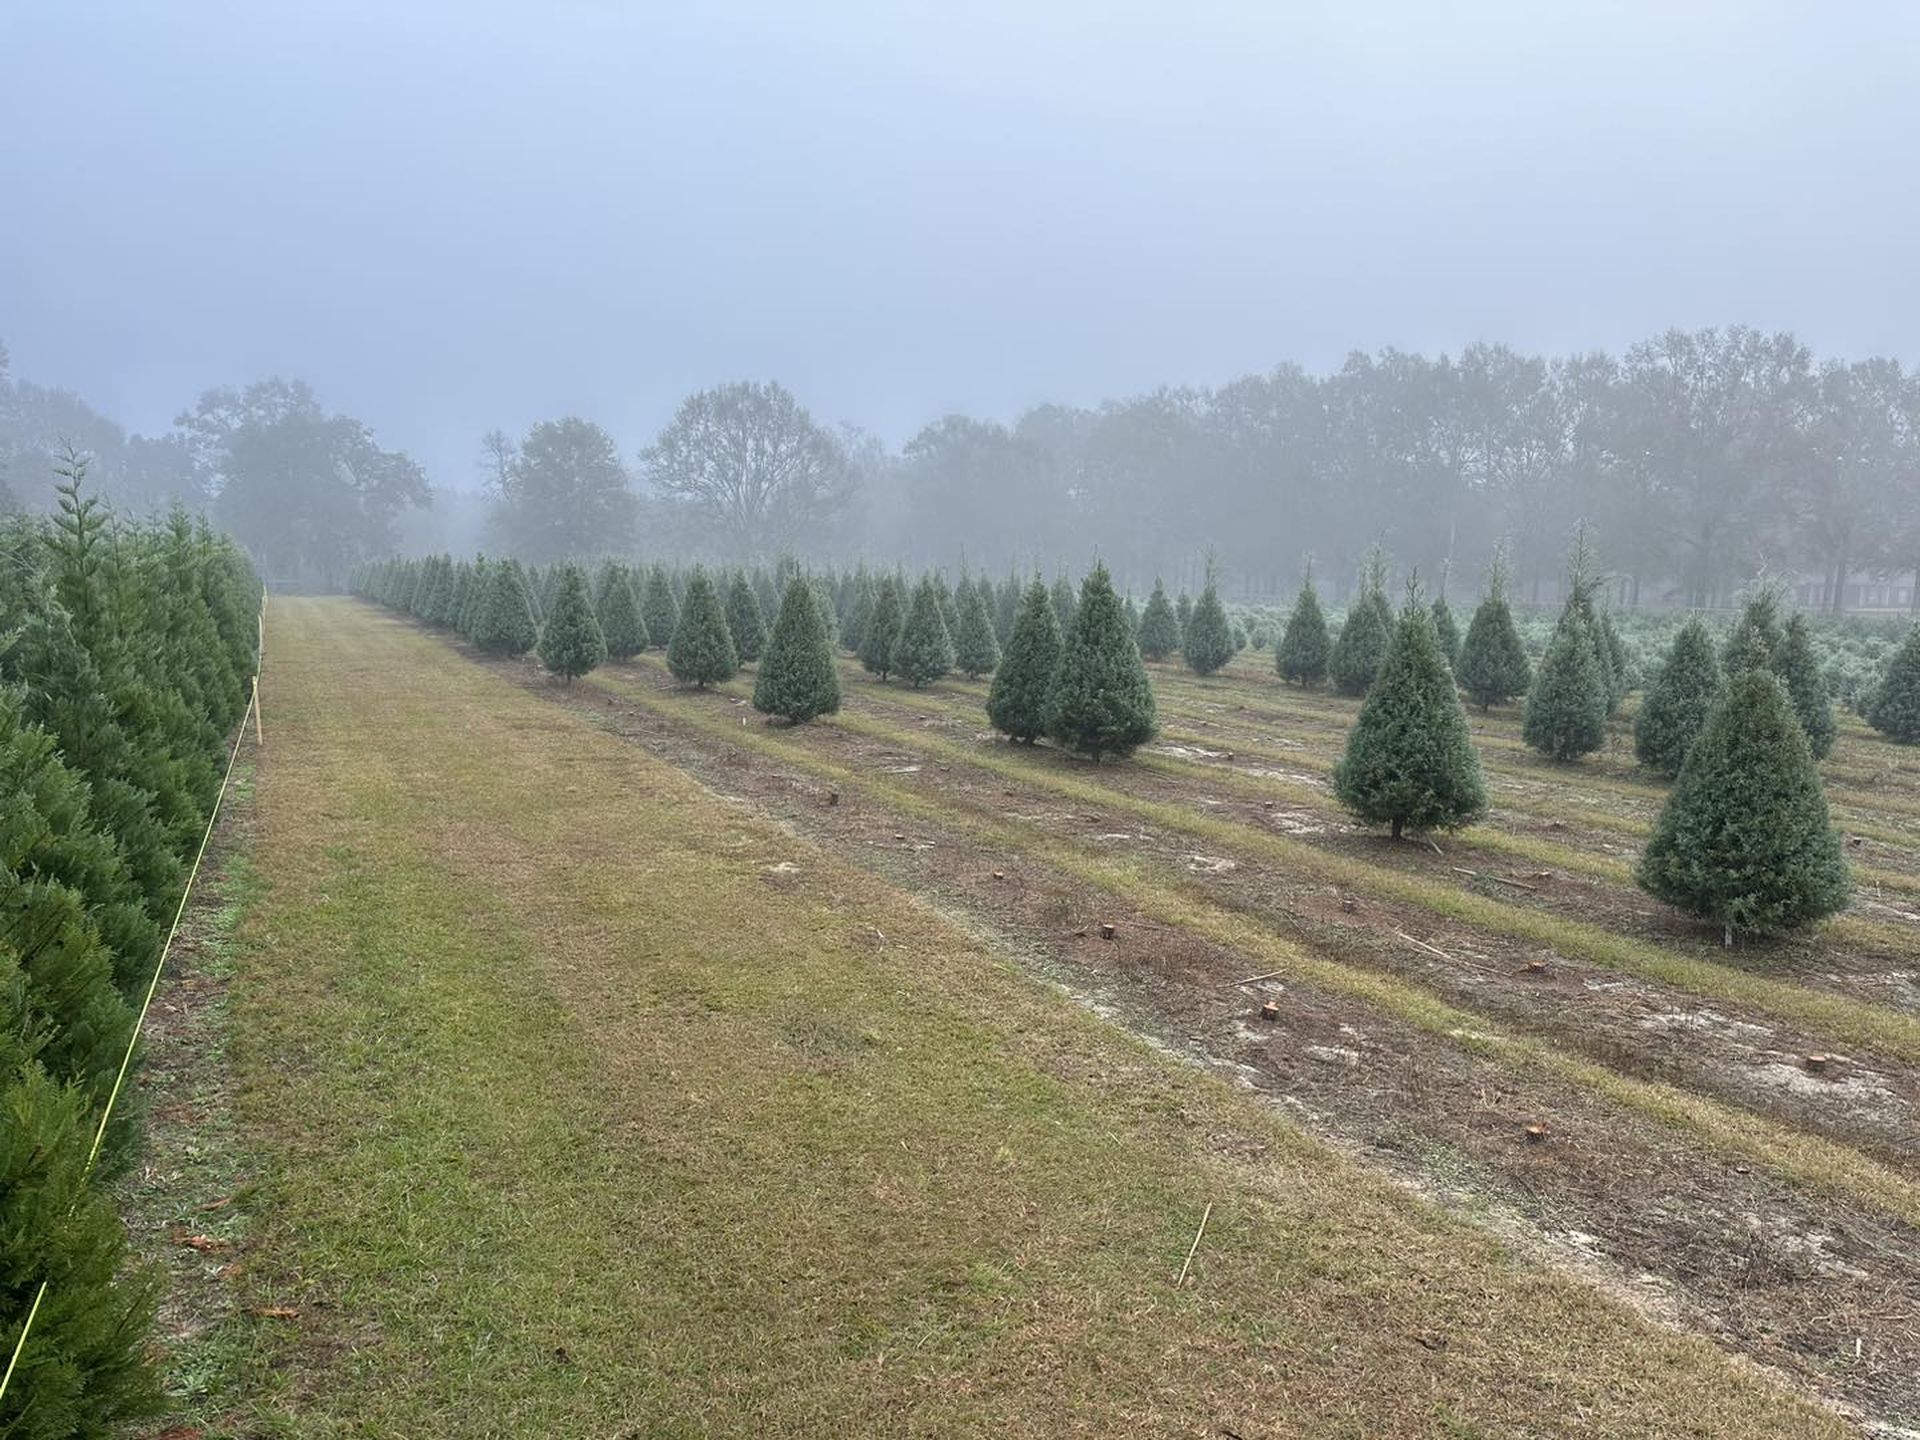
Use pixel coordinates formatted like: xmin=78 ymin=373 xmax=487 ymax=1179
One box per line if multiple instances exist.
xmin=4 ymin=2 xmax=1917 ymax=489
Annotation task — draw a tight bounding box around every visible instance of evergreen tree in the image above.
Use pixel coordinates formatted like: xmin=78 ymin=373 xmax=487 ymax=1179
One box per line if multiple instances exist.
xmin=843 ymin=569 xmax=877 ymax=654
xmin=1182 ymin=572 xmax=1234 ymax=676
xmin=753 ymin=579 xmax=842 ymax=724
xmin=859 ymin=576 xmax=905 ymax=680
xmin=1137 ymin=578 xmax=1181 ymax=660
xmin=1633 ymin=619 xmax=1721 ymax=777
xmin=933 ymin=573 xmax=960 ymax=638
xmin=1275 ymin=568 xmax=1330 ymax=686
xmin=993 ymin=570 xmax=1021 ymax=645
xmin=472 ymin=558 xmax=538 ymax=657
xmin=640 ymin=565 xmax=679 ymax=649
xmin=725 ymin=571 xmax=768 ymax=663
xmin=809 ymin=576 xmax=840 ymax=650
xmin=665 ymin=568 xmax=738 ymax=687
xmin=1723 ymin=591 xmax=1786 ymax=679
xmin=953 ymin=576 xmax=1001 ymax=678
xmin=1523 ymin=610 xmax=1609 ymax=760
xmin=1048 ymin=563 xmax=1156 ymax=760
xmin=594 ymin=564 xmax=649 ymax=660
xmin=986 ymin=579 xmax=1062 ymax=743
xmin=1123 ymin=592 xmax=1141 ymax=636
xmin=1637 ymin=667 xmax=1850 ymax=943
xmin=1598 ymin=609 xmax=1630 ymax=707
xmin=1778 ymin=614 xmax=1836 ymax=760
xmin=1332 ymin=592 xmax=1486 ymax=838
xmin=1330 ymin=576 xmax=1393 ymax=695
xmin=459 ymin=556 xmax=491 ymax=638
xmin=1050 ymin=572 xmax=1078 ymax=639
xmin=893 ymin=576 xmax=955 ymax=688
xmin=1174 ymin=590 xmax=1194 ymax=646
xmin=0 ymin=1035 xmax=164 ymax=1436
xmin=537 ymin=564 xmax=607 ymax=683
xmin=754 ymin=567 xmax=782 ymax=630
xmin=1868 ymin=624 xmax=1920 ymax=743
xmin=1430 ymin=594 xmax=1461 ymax=669
xmin=1457 ymin=555 xmax=1532 ymax=710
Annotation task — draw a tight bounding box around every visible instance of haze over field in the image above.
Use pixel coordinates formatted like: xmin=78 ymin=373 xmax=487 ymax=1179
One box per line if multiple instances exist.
xmin=5 ymin=1 xmax=1919 ymax=493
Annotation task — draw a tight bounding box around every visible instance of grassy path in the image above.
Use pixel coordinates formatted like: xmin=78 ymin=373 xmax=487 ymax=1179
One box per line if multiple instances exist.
xmin=211 ymin=596 xmax=1860 ymax=1437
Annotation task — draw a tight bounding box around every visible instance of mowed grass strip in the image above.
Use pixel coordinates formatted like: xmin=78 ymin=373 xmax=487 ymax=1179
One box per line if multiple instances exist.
xmin=585 ymin=663 xmax=1920 ymax=1231
xmin=227 ymin=596 xmax=1854 ymax=1439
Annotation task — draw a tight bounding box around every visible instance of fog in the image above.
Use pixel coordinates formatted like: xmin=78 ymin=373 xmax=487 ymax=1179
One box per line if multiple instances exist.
xmin=3 ymin=3 xmax=1919 ymax=601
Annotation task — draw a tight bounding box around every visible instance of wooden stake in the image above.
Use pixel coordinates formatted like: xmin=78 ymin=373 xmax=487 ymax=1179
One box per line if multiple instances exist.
xmin=1450 ymin=866 xmax=1539 ymax=892
xmin=1229 ymin=968 xmax=1286 ymax=988
xmin=1176 ymin=1201 xmax=1214 ymax=1286
xmin=1394 ymin=930 xmax=1454 ymax=962
xmin=251 ymin=675 xmax=263 ymax=746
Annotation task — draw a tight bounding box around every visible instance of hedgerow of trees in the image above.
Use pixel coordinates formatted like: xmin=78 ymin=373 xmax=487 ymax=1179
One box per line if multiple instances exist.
xmin=0 ymin=461 xmax=260 ymax=1432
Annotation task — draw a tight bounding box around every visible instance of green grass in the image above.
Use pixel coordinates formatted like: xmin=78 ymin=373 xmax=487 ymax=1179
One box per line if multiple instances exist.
xmin=209 ymin=598 xmax=1854 ymax=1438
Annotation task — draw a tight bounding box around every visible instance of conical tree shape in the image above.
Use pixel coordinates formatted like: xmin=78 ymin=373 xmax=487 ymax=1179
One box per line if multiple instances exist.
xmin=1637 ymin=667 xmax=1849 ymax=942
xmin=1598 ymin=609 xmax=1630 ymax=708
xmin=1430 ymin=595 xmax=1461 ymax=670
xmin=754 ymin=579 xmax=842 ymax=724
xmin=1050 ymin=572 xmax=1078 ymax=639
xmin=1723 ymin=592 xmax=1785 ymax=680
xmin=1330 ymin=589 xmax=1392 ymax=696
xmin=859 ymin=576 xmax=904 ymax=679
xmin=640 ymin=565 xmax=679 ymax=649
xmin=1048 ymin=563 xmax=1156 ymax=760
xmin=459 ymin=556 xmax=491 ymax=638
xmin=953 ymin=576 xmax=1000 ymax=678
xmin=1276 ymin=571 xmax=1330 ymax=686
xmin=1778 ymin=614 xmax=1835 ymax=760
xmin=934 ymin=573 xmax=960 ymax=638
xmin=1457 ymin=575 xmax=1531 ymax=710
xmin=595 ymin=565 xmax=649 ymax=659
xmin=725 ymin=572 xmax=768 ymax=663
xmin=666 ymin=568 xmax=738 ymax=687
xmin=1123 ymin=593 xmax=1141 ymax=636
xmin=1175 ymin=591 xmax=1193 ymax=645
xmin=1332 ymin=595 xmax=1486 ymax=838
xmin=1523 ymin=611 xmax=1609 ymax=760
xmin=1137 ymin=579 xmax=1180 ymax=661
xmin=1182 ymin=575 xmax=1233 ymax=676
xmin=1868 ymin=625 xmax=1920 ymax=743
xmin=474 ymin=559 xmax=538 ymax=656
xmin=538 ymin=564 xmax=607 ymax=683
xmin=1633 ymin=619 xmax=1721 ymax=777
xmin=986 ymin=579 xmax=1061 ymax=742
xmin=893 ymin=576 xmax=955 ymax=688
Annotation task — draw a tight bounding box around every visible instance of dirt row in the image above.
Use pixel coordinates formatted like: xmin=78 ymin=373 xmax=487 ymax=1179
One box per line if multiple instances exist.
xmin=827 ymin=662 xmax=1920 ymax=987
xmin=470 ymin=644 xmax=1920 ymax=1432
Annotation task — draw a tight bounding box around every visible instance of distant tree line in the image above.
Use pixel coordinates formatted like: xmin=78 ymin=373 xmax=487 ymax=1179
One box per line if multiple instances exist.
xmin=0 ymin=460 xmax=261 ymax=1431
xmin=10 ymin=326 xmax=1920 ymax=610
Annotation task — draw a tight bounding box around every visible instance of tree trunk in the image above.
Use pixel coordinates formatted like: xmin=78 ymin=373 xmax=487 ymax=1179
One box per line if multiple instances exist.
xmin=1391 ymin=817 xmax=1404 ymax=840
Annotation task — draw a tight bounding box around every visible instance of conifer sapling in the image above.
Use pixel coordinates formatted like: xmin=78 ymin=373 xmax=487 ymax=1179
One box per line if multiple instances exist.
xmin=665 ymin=568 xmax=738 ymax=687
xmin=753 ymin=578 xmax=842 ymax=724
xmin=986 ymin=578 xmax=1062 ymax=742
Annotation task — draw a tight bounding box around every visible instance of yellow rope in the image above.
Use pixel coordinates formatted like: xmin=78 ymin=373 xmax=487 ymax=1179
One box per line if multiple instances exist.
xmin=0 ymin=623 xmax=261 ymax=1409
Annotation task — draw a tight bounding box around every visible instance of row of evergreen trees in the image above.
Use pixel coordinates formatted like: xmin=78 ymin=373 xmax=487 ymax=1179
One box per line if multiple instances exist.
xmin=362 ymin=544 xmax=1857 ymax=942
xmin=0 ymin=466 xmax=261 ymax=1433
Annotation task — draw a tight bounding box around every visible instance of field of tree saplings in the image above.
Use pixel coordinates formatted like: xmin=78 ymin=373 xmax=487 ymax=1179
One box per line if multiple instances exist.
xmin=12 ymin=10 xmax=1920 ymax=1436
